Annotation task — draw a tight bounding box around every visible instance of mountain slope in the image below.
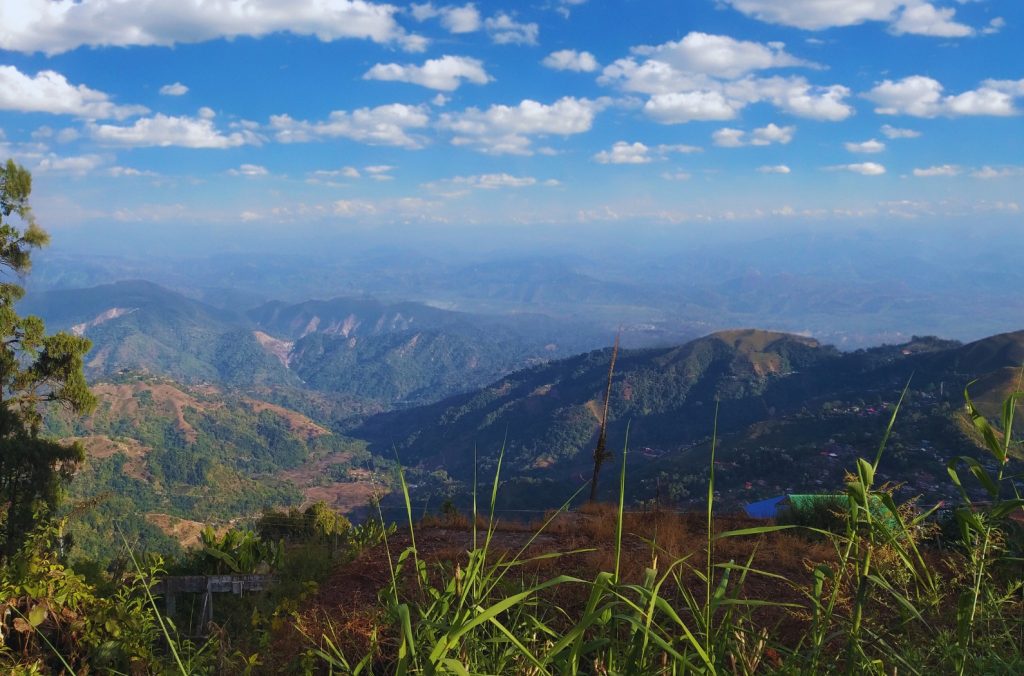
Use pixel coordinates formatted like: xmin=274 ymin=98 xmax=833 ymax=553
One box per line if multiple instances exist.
xmin=247 ymin=296 xmax=599 ymax=404
xmin=23 ymin=281 xmax=603 ymax=405
xmin=22 ymin=280 xmax=295 ymax=387
xmin=46 ymin=375 xmax=384 ymax=562
xmin=353 ymin=328 xmax=1024 ymax=507
xmin=354 ymin=330 xmax=840 ymax=474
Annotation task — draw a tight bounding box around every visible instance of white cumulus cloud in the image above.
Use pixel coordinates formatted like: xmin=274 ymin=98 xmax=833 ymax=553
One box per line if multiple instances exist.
xmin=866 ymin=75 xmax=1020 ymax=117
xmin=451 ymin=173 xmax=544 ymax=188
xmin=631 ymin=32 xmax=814 ymax=79
xmin=91 ymin=113 xmax=261 ymax=148
xmin=594 ymin=141 xmax=653 ymax=164
xmin=485 ymin=13 xmax=538 ymax=45
xmin=439 ymin=96 xmax=606 ymax=154
xmin=229 ymin=163 xmax=269 ymax=177
xmin=0 ymin=65 xmax=146 ymax=119
xmin=845 ymin=139 xmax=885 ymax=153
xmin=0 ymin=0 xmax=426 ymax=55
xmin=829 ymin=162 xmax=887 ymax=175
xmin=409 ymin=3 xmax=481 ymax=33
xmin=542 ymin=49 xmax=599 ymax=72
xmin=271 ymin=103 xmax=430 ymax=148
xmin=913 ymin=164 xmax=960 ymax=177
xmin=758 ymin=164 xmax=791 ymax=174
xmin=722 ymin=0 xmax=977 ymax=37
xmin=34 ymin=153 xmax=106 ymax=174
xmin=364 ymin=55 xmax=490 ymax=91
xmin=645 ymin=91 xmax=741 ymax=123
xmin=594 ymin=141 xmax=702 ymax=164
xmin=159 ymin=82 xmax=188 ymax=96
xmin=108 ymin=166 xmax=157 ymax=177
xmin=880 ymin=124 xmax=920 ymax=139
xmin=971 ymin=166 xmax=1024 ymax=179
xmin=712 ymin=128 xmax=745 ymax=147
xmin=891 ymin=3 xmax=973 ymax=37
xmin=713 ymin=123 xmax=795 ymax=147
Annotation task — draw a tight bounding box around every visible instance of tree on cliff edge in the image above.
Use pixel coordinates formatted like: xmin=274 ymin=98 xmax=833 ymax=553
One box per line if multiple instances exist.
xmin=0 ymin=159 xmax=95 ymax=559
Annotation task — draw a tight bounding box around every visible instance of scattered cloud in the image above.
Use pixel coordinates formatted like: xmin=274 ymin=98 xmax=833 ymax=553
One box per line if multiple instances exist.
xmin=722 ymin=0 xmax=901 ymax=30
xmin=971 ymin=165 xmax=1024 ymax=179
xmin=845 ymin=138 xmax=886 ymax=153
xmin=890 ymin=3 xmax=973 ymax=37
xmin=441 ymin=4 xmax=482 ymax=33
xmin=0 ymin=65 xmax=147 ymax=119
xmin=644 ymin=91 xmax=740 ymax=123
xmin=611 ymin=72 xmax=852 ymax=123
xmin=444 ymin=173 xmax=555 ymax=189
xmin=159 ymin=82 xmax=188 ymax=96
xmin=1 ymin=0 xmax=427 ymax=55
xmin=310 ymin=167 xmax=362 ymax=180
xmin=364 ymin=55 xmax=490 ymax=91
xmin=108 ymin=166 xmax=157 ymax=177
xmin=410 ymin=3 xmax=482 ymax=33
xmin=722 ymin=0 xmax=977 ymax=37
xmin=596 ymin=32 xmax=854 ymax=124
xmin=712 ymin=128 xmax=745 ymax=147
xmin=828 ymin=162 xmax=887 ymax=175
xmin=866 ymin=76 xmax=1021 ymax=117
xmin=364 ymin=165 xmax=396 ymax=180
xmin=880 ymin=124 xmax=920 ymax=139
xmin=630 ymin=32 xmax=815 ymax=80
xmin=713 ymin=123 xmax=795 ymax=147
xmin=739 ymin=76 xmax=852 ymax=121
xmin=332 ymin=199 xmax=378 ymax=216
xmin=593 ymin=141 xmax=702 ymax=164
xmin=34 ymin=153 xmax=106 ymax=174
xmin=661 ymin=171 xmax=692 ymax=181
xmin=439 ymin=96 xmax=607 ymax=154
xmin=982 ymin=17 xmax=1005 ymax=35
xmin=594 ymin=141 xmax=653 ymax=164
xmin=56 ymin=127 xmax=80 ymax=143
xmin=271 ymin=104 xmax=430 ymax=148
xmin=913 ymin=164 xmax=960 ymax=177
xmin=542 ymin=49 xmax=599 ymax=72
xmin=228 ymin=163 xmax=269 ymax=177
xmin=485 ymin=13 xmax=539 ymax=45
xmin=758 ymin=164 xmax=791 ymax=174
xmin=91 ymin=112 xmax=261 ymax=148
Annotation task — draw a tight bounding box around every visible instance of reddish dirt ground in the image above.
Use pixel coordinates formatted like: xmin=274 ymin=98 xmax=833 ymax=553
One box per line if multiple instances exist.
xmin=272 ymin=506 xmax=836 ymax=669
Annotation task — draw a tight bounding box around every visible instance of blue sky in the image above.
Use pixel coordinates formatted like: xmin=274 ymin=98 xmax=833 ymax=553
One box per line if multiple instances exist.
xmin=0 ymin=0 xmax=1021 ymax=231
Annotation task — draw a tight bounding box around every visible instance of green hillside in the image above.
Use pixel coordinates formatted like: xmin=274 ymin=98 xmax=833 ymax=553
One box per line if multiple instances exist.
xmin=353 ymin=328 xmax=1022 ymax=508
xmin=24 ymin=281 xmax=602 ymax=407
xmin=45 ymin=374 xmax=386 ymax=563
xmin=21 ymin=280 xmax=296 ymax=387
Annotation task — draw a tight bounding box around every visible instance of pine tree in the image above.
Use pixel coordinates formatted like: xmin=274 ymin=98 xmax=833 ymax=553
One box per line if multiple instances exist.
xmin=0 ymin=159 xmax=96 ymax=558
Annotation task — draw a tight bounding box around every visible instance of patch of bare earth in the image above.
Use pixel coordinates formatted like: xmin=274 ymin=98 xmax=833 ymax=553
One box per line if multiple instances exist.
xmin=280 ymin=452 xmax=386 ymax=512
xmin=91 ymin=381 xmax=210 ymax=443
xmin=71 ymin=434 xmax=152 ymax=481
xmin=253 ymin=330 xmax=294 ymax=367
xmin=245 ymin=399 xmax=329 ymax=439
xmin=145 ymin=513 xmax=209 ymax=549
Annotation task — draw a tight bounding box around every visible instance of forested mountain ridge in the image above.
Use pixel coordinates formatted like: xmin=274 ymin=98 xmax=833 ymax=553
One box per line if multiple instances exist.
xmin=352 ymin=329 xmax=1022 ymax=507
xmin=23 ymin=280 xmax=602 ymax=406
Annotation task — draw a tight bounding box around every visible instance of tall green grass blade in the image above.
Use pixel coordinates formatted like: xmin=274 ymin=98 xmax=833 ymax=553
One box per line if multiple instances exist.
xmin=614 ymin=420 xmax=630 ymax=583
xmin=116 ymin=527 xmax=188 ymax=675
